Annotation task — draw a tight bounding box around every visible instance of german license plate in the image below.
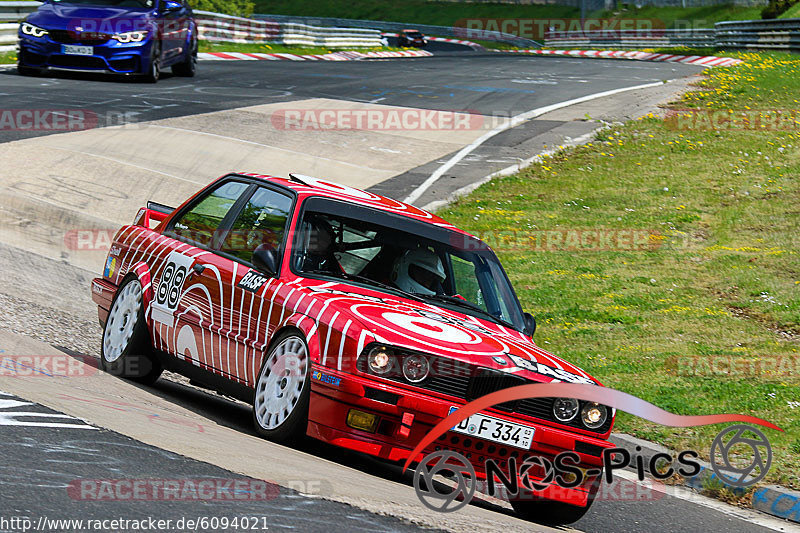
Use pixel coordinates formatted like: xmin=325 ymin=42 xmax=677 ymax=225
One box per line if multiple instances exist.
xmin=62 ymin=44 xmax=93 ymax=56
xmin=449 ymin=407 xmax=534 ymax=450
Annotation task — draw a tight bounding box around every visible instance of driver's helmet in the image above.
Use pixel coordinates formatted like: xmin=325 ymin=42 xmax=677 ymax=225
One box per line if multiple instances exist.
xmin=391 ymin=248 xmax=445 ymax=295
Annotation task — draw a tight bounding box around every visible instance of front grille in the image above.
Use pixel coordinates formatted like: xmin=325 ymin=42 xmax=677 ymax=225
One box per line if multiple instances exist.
xmin=424 ymin=374 xmax=470 ymax=398
xmin=466 ymin=368 xmax=525 ymax=412
xmin=357 ymin=348 xmax=612 ymax=434
xmin=49 ymin=29 xmax=110 ymax=45
xmin=49 ymin=55 xmax=106 ymax=69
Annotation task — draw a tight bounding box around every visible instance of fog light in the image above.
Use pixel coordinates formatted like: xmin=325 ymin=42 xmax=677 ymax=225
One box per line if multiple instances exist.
xmin=367 ymin=346 xmax=393 ymax=374
xmin=562 ymin=471 xmax=578 ymax=485
xmin=347 ymin=409 xmax=378 ymax=433
xmin=580 ymin=402 xmax=608 ymax=429
xmin=402 ymin=354 xmax=430 ymax=382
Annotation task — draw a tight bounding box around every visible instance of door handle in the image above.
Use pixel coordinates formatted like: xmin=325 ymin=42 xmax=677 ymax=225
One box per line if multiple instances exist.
xmin=192 ymin=263 xmax=206 ymax=275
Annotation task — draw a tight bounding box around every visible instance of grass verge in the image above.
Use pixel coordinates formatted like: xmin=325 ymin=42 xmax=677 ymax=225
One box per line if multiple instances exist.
xmin=0 ymin=51 xmax=16 ymax=65
xmin=198 ymin=40 xmax=405 ymax=55
xmin=438 ymin=51 xmax=800 ymax=489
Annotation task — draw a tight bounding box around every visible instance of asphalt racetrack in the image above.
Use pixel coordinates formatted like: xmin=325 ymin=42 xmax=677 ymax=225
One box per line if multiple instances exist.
xmin=0 ymin=50 xmax=793 ymax=533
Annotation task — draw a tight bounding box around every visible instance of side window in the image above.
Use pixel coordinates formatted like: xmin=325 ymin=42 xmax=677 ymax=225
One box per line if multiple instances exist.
xmin=450 ymin=255 xmax=487 ymax=310
xmin=171 ymin=181 xmax=249 ymax=248
xmin=219 ymin=187 xmax=292 ymax=265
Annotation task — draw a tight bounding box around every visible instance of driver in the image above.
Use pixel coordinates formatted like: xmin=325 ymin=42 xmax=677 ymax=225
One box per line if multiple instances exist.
xmin=391 ymin=248 xmax=445 ymax=295
xmin=300 ymin=215 xmax=341 ymax=274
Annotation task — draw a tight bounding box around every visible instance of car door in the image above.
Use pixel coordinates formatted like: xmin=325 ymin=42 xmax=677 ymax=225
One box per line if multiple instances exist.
xmin=158 ymin=0 xmax=188 ymax=61
xmin=152 ymin=178 xmax=251 ymax=374
xmin=214 ymin=184 xmax=294 ymax=385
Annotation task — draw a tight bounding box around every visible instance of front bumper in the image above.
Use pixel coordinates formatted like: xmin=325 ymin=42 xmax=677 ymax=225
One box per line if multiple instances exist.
xmin=91 ymin=277 xmax=116 ymax=326
xmin=307 ymin=366 xmax=613 ymax=507
xmin=19 ymin=35 xmax=153 ymax=74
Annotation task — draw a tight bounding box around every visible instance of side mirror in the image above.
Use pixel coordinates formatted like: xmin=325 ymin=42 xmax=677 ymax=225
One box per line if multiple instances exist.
xmin=252 ymin=247 xmax=277 ymax=276
xmin=523 ymin=312 xmax=536 ymax=338
xmin=163 ymin=0 xmax=181 ymax=12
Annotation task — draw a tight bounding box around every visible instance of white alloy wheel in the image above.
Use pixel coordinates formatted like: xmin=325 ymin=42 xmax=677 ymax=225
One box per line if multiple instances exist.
xmin=103 ymin=279 xmax=143 ymax=362
xmin=254 ymin=336 xmax=309 ymax=430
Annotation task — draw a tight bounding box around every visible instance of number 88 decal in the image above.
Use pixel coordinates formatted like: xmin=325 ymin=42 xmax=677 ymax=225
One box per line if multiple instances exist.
xmin=157 ymin=262 xmax=187 ymax=308
xmin=155 ymin=252 xmax=194 ymax=313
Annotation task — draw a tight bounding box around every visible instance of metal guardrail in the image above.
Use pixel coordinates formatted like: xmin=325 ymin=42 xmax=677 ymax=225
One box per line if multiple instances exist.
xmin=545 ymin=21 xmax=800 ymax=52
xmin=0 ymin=22 xmax=18 ymax=52
xmin=253 ymin=13 xmax=541 ymax=48
xmin=546 ymin=28 xmax=715 ymax=49
xmin=195 ymin=12 xmax=383 ymax=47
xmin=0 ymin=1 xmax=39 ymax=22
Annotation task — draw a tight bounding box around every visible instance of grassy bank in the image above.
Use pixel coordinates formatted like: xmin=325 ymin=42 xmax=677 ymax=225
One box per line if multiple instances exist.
xmin=254 ymin=0 xmax=761 ymax=29
xmin=0 ymin=51 xmax=15 ymax=65
xmin=439 ymin=51 xmax=800 ymax=490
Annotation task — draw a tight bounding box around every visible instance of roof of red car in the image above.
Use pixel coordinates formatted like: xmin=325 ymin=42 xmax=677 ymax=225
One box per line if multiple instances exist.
xmin=237 ymin=172 xmax=471 ymax=236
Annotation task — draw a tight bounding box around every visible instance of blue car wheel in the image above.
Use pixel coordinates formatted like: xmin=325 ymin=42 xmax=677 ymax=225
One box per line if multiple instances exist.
xmin=171 ymin=36 xmax=196 ymax=77
xmin=142 ymin=41 xmax=160 ymax=83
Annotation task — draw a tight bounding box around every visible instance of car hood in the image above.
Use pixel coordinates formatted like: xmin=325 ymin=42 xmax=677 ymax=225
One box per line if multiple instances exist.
xmin=300 ymin=280 xmax=600 ymax=386
xmin=27 ymin=3 xmax=154 ymax=31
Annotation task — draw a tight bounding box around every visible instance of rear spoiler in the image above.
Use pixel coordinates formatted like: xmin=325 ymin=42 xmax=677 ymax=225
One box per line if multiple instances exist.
xmin=134 ymin=201 xmax=175 ymax=228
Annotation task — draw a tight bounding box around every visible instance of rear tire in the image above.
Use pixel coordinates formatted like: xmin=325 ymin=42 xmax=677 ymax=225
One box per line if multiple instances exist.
xmin=252 ymin=332 xmax=310 ymax=444
xmin=101 ymin=277 xmax=163 ymax=385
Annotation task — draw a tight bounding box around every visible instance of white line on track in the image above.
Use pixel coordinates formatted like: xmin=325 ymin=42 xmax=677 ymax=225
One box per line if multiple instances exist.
xmin=422 ymin=129 xmax=600 ymax=212
xmin=404 ymin=80 xmax=668 ymax=205
xmin=613 ymin=469 xmax=796 ymax=532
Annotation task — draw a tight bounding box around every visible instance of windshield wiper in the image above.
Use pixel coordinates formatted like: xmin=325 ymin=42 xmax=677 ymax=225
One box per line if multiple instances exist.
xmin=303 ymin=270 xmax=425 ymax=302
xmin=417 ymin=293 xmax=515 ymax=329
xmin=344 ymin=273 xmax=426 ymax=302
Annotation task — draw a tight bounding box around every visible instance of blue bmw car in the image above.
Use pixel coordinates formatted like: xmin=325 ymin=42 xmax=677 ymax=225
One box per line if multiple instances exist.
xmin=18 ymin=0 xmax=197 ymax=82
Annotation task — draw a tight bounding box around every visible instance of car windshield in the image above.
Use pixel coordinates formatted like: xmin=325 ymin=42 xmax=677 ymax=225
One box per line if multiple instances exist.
xmin=51 ymin=0 xmax=155 ymax=8
xmin=405 ymin=32 xmax=423 ymax=38
xmin=293 ymin=197 xmax=526 ymax=331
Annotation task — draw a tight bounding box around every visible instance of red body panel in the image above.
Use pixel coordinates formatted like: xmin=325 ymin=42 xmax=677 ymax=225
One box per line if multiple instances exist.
xmin=92 ymin=172 xmax=613 ymax=508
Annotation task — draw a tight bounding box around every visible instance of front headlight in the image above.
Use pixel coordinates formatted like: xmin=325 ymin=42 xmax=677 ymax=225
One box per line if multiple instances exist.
xmin=21 ymin=22 xmax=48 ymax=38
xmin=553 ymin=397 xmax=579 ymax=422
xmin=112 ymin=31 xmax=148 ymax=43
xmin=367 ymin=346 xmax=394 ymax=375
xmin=402 ymin=354 xmax=430 ymax=383
xmin=580 ymin=402 xmax=608 ymax=429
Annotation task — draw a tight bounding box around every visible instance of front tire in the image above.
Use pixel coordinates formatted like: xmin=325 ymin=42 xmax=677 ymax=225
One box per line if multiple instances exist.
xmin=101 ymin=277 xmax=163 ymax=385
xmin=17 ymin=64 xmax=41 ymax=76
xmin=252 ymin=332 xmax=310 ymax=444
xmin=510 ymin=471 xmax=601 ymax=526
xmin=172 ymin=38 xmax=196 ymax=77
xmin=142 ymin=43 xmax=161 ymax=83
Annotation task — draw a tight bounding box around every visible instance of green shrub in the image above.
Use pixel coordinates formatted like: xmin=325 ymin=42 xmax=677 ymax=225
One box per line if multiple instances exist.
xmin=189 ymin=0 xmax=254 ymax=17
xmin=762 ymin=0 xmax=798 ymax=19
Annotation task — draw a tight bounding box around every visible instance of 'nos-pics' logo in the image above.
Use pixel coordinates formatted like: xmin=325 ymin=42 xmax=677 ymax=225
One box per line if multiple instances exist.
xmin=408 ymin=383 xmax=779 ymax=512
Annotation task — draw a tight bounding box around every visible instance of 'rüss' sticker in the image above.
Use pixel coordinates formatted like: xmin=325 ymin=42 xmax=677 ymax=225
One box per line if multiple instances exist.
xmin=238 ymin=269 xmax=269 ymax=293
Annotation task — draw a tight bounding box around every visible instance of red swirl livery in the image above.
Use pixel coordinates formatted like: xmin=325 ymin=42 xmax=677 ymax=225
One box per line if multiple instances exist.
xmin=92 ymin=172 xmax=614 ymax=524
